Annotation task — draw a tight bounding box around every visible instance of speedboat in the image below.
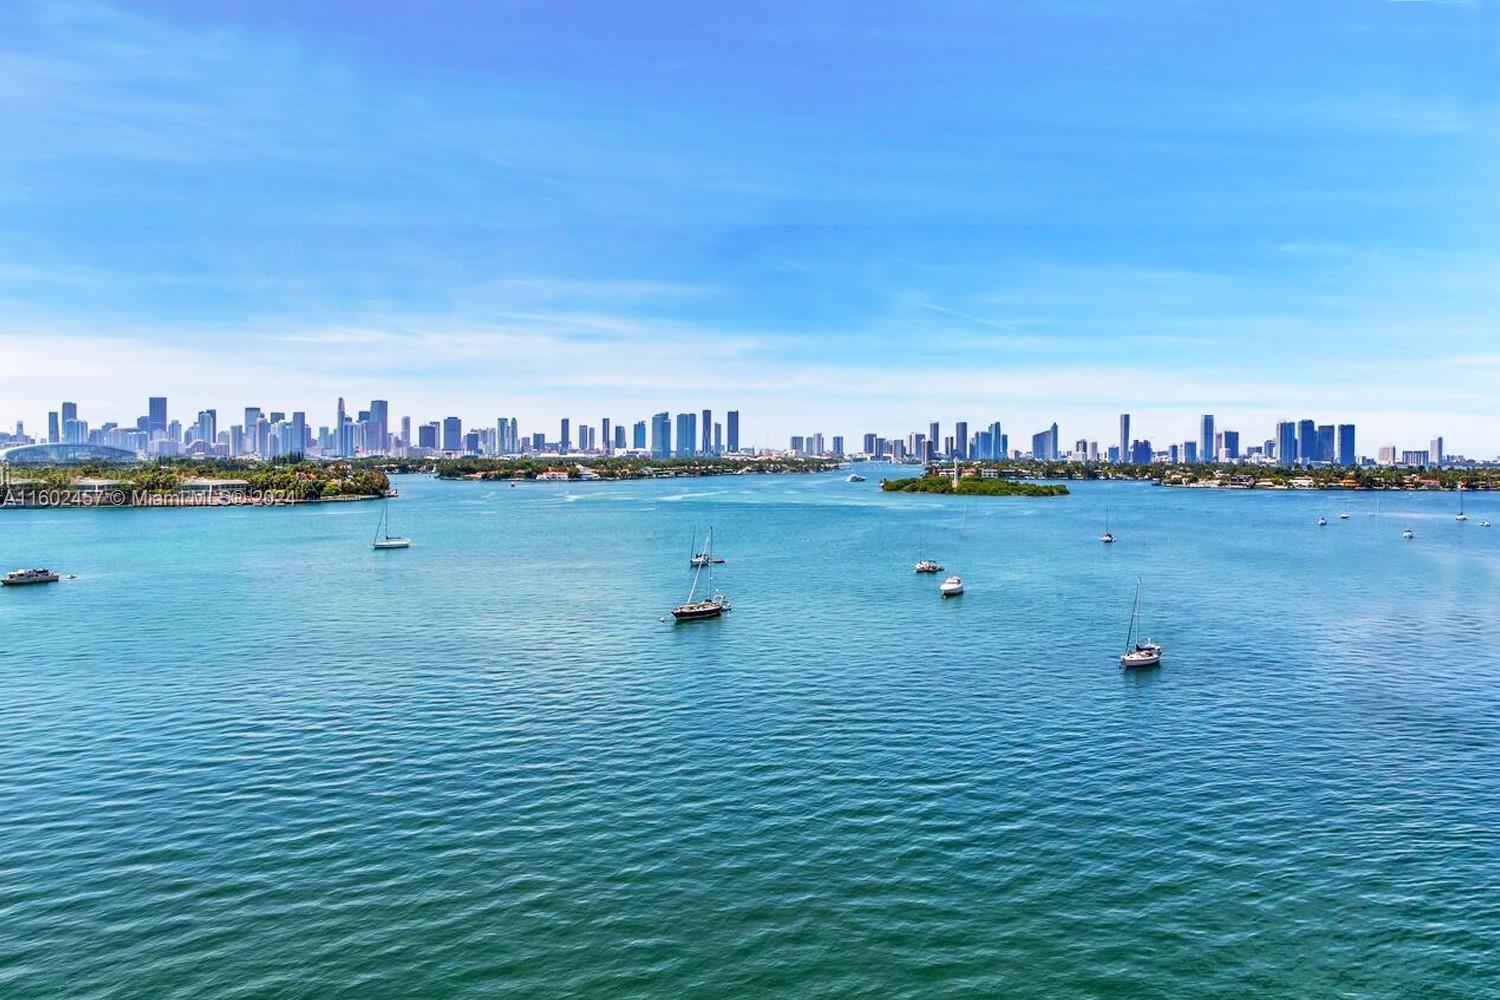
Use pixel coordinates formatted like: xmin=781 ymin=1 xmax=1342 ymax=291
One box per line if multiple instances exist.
xmin=1481 ymin=519 xmax=1492 ymax=528
xmin=846 ymin=473 xmax=866 ymax=482
xmin=1317 ymin=516 xmax=1327 ymax=526
xmin=1402 ymin=528 xmax=1415 ymax=540
xmin=939 ymin=575 xmax=964 ymax=597
xmin=3 ymin=568 xmax=60 ymax=586
xmin=914 ymin=560 xmax=943 ymax=573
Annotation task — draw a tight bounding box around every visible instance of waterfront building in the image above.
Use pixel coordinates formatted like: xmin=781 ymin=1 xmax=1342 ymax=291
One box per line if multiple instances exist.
xmin=1199 ymin=414 xmax=1215 ymax=463
xmin=713 ymin=423 xmax=722 ymax=455
xmin=651 ymin=412 xmax=671 ymax=458
xmin=633 ymin=421 xmax=647 ymax=451
xmin=1430 ymin=436 xmax=1444 ymax=467
xmin=1378 ymin=445 xmax=1396 ymax=465
xmin=615 ymin=424 xmax=627 ymax=451
xmin=675 ymin=412 xmax=697 ymax=457
xmin=1182 ymin=441 xmax=1197 ymax=463
xmin=701 ymin=410 xmax=712 ymax=454
xmin=1316 ymin=424 xmax=1334 ymax=465
xmin=832 ymin=435 xmax=844 ymax=458
xmin=727 ymin=411 xmax=740 ymax=453
xmin=1337 ymin=424 xmax=1356 ymax=466
xmin=1221 ymin=430 xmax=1239 ymax=461
xmin=148 ymin=396 xmax=167 ymax=436
xmin=1276 ymin=421 xmax=1298 ymax=467
xmin=1297 ymin=419 xmax=1316 ymax=465
xmin=1119 ymin=414 xmax=1130 ymax=463
xmin=954 ymin=422 xmax=968 ymax=460
xmin=789 ymin=435 xmax=804 ymax=455
xmin=1403 ymin=449 xmax=1431 ymax=467
xmin=560 ymin=418 xmax=571 ymax=453
xmin=442 ymin=417 xmax=462 ymax=452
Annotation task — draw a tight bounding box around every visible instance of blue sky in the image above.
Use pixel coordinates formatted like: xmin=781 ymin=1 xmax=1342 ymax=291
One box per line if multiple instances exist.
xmin=2 ymin=0 xmax=1499 ymax=453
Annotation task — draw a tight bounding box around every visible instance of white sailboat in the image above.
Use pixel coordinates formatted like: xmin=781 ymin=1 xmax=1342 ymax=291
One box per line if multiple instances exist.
xmin=1120 ymin=577 xmax=1161 ymax=668
xmin=672 ymin=528 xmax=730 ymax=621
xmin=1456 ymin=488 xmax=1468 ymax=522
xmin=372 ymin=496 xmax=411 ymax=549
xmin=1101 ymin=507 xmax=1115 ymax=544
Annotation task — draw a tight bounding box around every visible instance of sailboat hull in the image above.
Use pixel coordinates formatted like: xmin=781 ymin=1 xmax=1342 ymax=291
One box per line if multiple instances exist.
xmin=373 ymin=538 xmax=411 ymax=549
xmin=671 ymin=600 xmax=726 ymax=620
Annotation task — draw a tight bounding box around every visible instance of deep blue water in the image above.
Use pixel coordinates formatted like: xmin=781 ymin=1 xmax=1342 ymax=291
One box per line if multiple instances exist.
xmin=3 ymin=470 xmax=1499 ymax=998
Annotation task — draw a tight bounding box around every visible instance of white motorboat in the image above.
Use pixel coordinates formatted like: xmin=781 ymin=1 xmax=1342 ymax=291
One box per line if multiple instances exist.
xmin=3 ymin=568 xmax=60 ymax=586
xmin=1402 ymin=528 xmax=1415 ymax=540
xmin=939 ymin=575 xmax=964 ymax=597
xmin=846 ymin=473 xmax=866 ymax=482
xmin=914 ymin=559 xmax=943 ymax=574
xmin=1317 ymin=516 xmax=1327 ymax=526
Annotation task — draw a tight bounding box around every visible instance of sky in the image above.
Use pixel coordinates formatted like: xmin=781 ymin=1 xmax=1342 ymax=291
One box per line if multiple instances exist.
xmin=2 ymin=0 xmax=1499 ymax=454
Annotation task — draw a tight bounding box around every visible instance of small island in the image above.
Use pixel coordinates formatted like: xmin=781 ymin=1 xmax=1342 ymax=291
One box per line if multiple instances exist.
xmin=1 ymin=459 xmax=390 ymax=508
xmin=882 ymin=475 xmax=1069 ymax=497
xmin=423 ymin=455 xmax=842 ymax=481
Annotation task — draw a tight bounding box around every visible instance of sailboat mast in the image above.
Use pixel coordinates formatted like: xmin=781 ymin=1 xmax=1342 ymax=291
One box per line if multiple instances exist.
xmin=1124 ymin=578 xmax=1141 ymax=651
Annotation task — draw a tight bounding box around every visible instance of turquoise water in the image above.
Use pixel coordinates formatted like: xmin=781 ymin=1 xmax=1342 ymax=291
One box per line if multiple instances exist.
xmin=3 ymin=471 xmax=1499 ymax=998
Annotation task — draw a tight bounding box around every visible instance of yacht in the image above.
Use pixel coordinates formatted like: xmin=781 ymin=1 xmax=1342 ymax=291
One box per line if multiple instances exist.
xmin=1120 ymin=578 xmax=1162 ymax=668
xmin=914 ymin=559 xmax=943 ymax=574
xmin=372 ymin=496 xmax=411 ymax=549
xmin=3 ymin=568 xmax=60 ymax=586
xmin=673 ymin=528 xmax=730 ymax=621
xmin=939 ymin=575 xmax=964 ymax=597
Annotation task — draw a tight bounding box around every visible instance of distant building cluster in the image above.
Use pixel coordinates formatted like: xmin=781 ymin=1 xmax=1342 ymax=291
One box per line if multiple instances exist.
xmin=0 ymin=400 xmax=1471 ymax=470
xmin=0 ymin=398 xmax=746 ymax=463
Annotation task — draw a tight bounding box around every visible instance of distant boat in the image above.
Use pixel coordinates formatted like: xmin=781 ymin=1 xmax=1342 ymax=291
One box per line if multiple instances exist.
xmin=3 ymin=567 xmax=60 ymax=586
xmin=1457 ymin=489 xmax=1468 ymax=522
xmin=673 ymin=528 xmax=730 ymax=621
xmin=1119 ymin=577 xmax=1161 ymax=668
xmin=939 ymin=575 xmax=964 ymax=597
xmin=914 ymin=559 xmax=943 ymax=574
xmin=1402 ymin=528 xmax=1415 ymax=540
xmin=1317 ymin=516 xmax=1327 ymax=526
xmin=1480 ymin=519 xmax=1492 ymax=528
xmin=372 ymin=496 xmax=411 ymax=549
xmin=846 ymin=473 xmax=866 ymax=482
xmin=1101 ymin=507 xmax=1115 ymax=544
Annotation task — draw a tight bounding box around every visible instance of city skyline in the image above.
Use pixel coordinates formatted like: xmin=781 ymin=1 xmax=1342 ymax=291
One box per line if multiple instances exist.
xmin=3 ymin=2 xmax=1500 ymax=452
xmin=2 ymin=391 xmax=1472 ymax=468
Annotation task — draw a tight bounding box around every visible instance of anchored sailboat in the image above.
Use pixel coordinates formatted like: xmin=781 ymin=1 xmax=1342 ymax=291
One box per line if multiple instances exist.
xmin=372 ymin=495 xmax=411 ymax=549
xmin=1101 ymin=507 xmax=1115 ymax=544
xmin=1120 ymin=577 xmax=1161 ymax=668
xmin=1457 ymin=488 xmax=1468 ymax=522
xmin=672 ymin=528 xmax=730 ymax=621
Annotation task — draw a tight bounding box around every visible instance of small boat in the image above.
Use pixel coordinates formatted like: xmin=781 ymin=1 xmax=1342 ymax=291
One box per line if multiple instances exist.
xmin=1402 ymin=528 xmax=1415 ymax=540
xmin=689 ymin=553 xmax=725 ymax=567
xmin=673 ymin=528 xmax=730 ymax=621
xmin=939 ymin=575 xmax=964 ymax=597
xmin=1338 ymin=507 xmax=1350 ymax=520
xmin=846 ymin=473 xmax=866 ymax=483
xmin=1317 ymin=516 xmax=1327 ymax=526
xmin=914 ymin=559 xmax=943 ymax=573
xmin=1120 ymin=578 xmax=1161 ymax=668
xmin=3 ymin=568 xmax=60 ymax=586
xmin=1457 ymin=489 xmax=1468 ymax=522
xmin=372 ymin=496 xmax=411 ymax=549
xmin=1101 ymin=507 xmax=1115 ymax=544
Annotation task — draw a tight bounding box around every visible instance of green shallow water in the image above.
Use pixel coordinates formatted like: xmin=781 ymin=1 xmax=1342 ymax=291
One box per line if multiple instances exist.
xmin=3 ymin=470 xmax=1499 ymax=998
